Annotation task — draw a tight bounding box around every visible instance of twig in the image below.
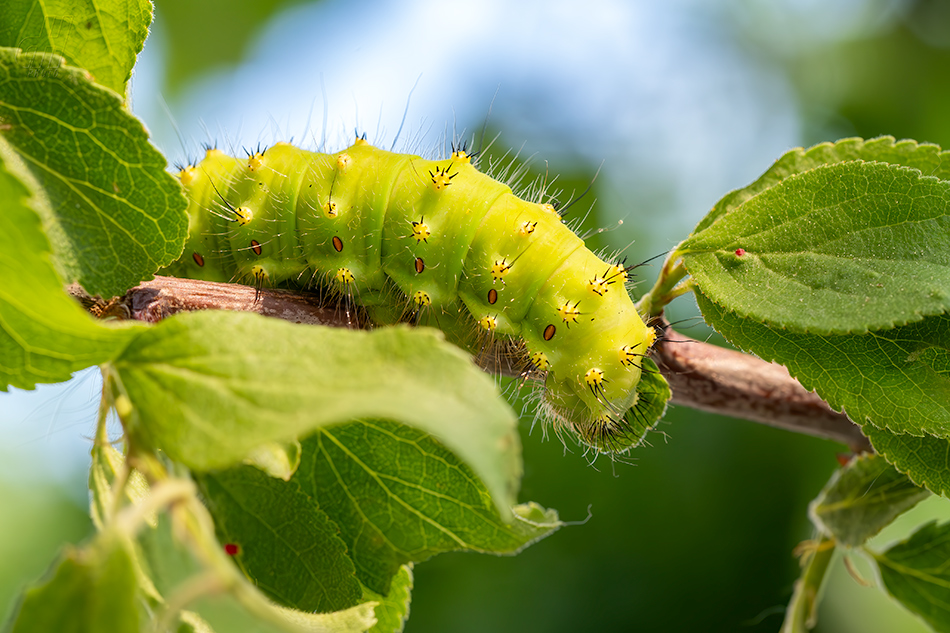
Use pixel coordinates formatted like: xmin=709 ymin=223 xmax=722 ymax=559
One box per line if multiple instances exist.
xmin=71 ymin=276 xmax=871 ymax=452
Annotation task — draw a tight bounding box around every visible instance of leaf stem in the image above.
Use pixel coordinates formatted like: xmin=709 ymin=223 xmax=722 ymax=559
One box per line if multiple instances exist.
xmin=637 ymin=250 xmax=689 ymax=318
xmin=781 ymin=535 xmax=837 ymax=632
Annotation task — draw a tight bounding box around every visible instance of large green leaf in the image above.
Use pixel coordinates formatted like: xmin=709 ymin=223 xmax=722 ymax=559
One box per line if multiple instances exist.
xmin=363 ymin=565 xmax=412 ymax=633
xmin=873 ymin=520 xmax=950 ymax=632
xmin=0 ymin=136 xmax=139 ymax=390
xmin=108 ymin=310 xmax=523 ymax=514
xmin=681 ymin=160 xmax=950 ymax=334
xmin=694 ymin=292 xmax=950 ymax=440
xmin=0 ymin=0 xmax=153 ymax=97
xmin=295 ymin=420 xmax=561 ymax=595
xmin=697 ymin=136 xmax=950 ymax=233
xmin=0 ymin=48 xmax=188 ymax=296
xmin=3 ymin=533 xmax=139 ymax=633
xmin=864 ymin=426 xmax=950 ymax=498
xmin=196 ymin=465 xmax=362 ymax=614
xmin=809 ymin=453 xmax=930 ymax=547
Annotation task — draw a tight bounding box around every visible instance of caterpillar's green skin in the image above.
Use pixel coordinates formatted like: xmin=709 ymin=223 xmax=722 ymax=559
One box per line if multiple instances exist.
xmin=165 ymin=140 xmax=658 ymax=453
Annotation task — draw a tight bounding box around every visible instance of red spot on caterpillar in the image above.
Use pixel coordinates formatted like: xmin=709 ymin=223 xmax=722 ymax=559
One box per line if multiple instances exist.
xmin=415 ymin=257 xmax=425 ymax=273
xmin=488 ymin=288 xmax=498 ymax=305
xmin=836 ymin=453 xmax=852 ymax=468
xmin=735 ymin=248 xmax=746 ymax=257
xmin=251 ymin=240 xmax=262 ymax=255
xmin=192 ymin=252 xmax=205 ymax=267
xmin=543 ymin=324 xmax=556 ymax=341
xmin=224 ymin=543 xmax=240 ymax=556
xmin=332 ymin=236 xmax=344 ymax=252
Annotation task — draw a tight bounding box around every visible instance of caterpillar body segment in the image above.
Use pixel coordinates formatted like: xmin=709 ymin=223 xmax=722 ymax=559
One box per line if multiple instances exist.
xmin=165 ymin=140 xmax=660 ymax=455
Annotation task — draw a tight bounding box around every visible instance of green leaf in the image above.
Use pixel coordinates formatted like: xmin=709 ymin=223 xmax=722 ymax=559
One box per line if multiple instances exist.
xmin=3 ymin=532 xmax=139 ymax=633
xmin=0 ymin=136 xmax=139 ymax=390
xmin=631 ymin=358 xmax=671 ymax=434
xmin=0 ymin=0 xmax=153 ymax=97
xmin=873 ymin=520 xmax=950 ymax=632
xmin=0 ymin=48 xmax=188 ymax=296
xmin=177 ymin=610 xmax=216 ymax=633
xmin=196 ymin=465 xmax=363 ymax=614
xmin=363 ymin=565 xmax=412 ymax=633
xmin=694 ymin=292 xmax=950 ymax=440
xmin=697 ymin=136 xmax=950 ymax=233
xmin=295 ymin=420 xmax=561 ymax=595
xmin=108 ymin=310 xmax=523 ymax=515
xmin=864 ymin=426 xmax=950 ymax=498
xmin=681 ymin=160 xmax=950 ymax=334
xmin=809 ymin=453 xmax=930 ymax=547
xmin=243 ymin=440 xmax=302 ymax=481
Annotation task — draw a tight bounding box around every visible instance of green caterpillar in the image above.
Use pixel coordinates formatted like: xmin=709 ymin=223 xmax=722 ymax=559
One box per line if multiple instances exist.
xmin=164 ymin=138 xmax=660 ymax=454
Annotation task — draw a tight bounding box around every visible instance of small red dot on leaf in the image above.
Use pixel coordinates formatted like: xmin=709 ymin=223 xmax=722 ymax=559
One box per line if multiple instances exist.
xmin=224 ymin=543 xmax=240 ymax=556
xmin=735 ymin=248 xmax=746 ymax=257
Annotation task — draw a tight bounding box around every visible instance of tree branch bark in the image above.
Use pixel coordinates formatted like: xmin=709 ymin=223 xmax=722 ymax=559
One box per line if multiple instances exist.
xmin=75 ymin=275 xmax=870 ymax=453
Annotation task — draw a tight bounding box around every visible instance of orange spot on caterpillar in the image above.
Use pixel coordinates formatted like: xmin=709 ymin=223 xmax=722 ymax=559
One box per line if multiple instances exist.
xmin=411 ymin=220 xmax=431 ymax=243
xmin=337 ymin=153 xmax=352 ymax=171
xmin=487 ymin=288 xmax=498 ymax=304
xmin=543 ymin=324 xmax=556 ymax=341
xmin=332 ymin=236 xmax=344 ymax=252
xmin=413 ymin=290 xmax=431 ymax=307
xmin=429 ymin=164 xmax=456 ymax=190
xmin=491 ymin=259 xmax=511 ymax=282
xmin=192 ymin=252 xmax=205 ymax=267
xmin=735 ymin=248 xmax=746 ymax=257
xmin=224 ymin=543 xmax=240 ymax=556
xmin=336 ymin=267 xmax=354 ymax=284
xmin=478 ymin=315 xmax=497 ymax=331
xmin=251 ymin=240 xmax=262 ymax=255
xmin=324 ymin=200 xmax=338 ymax=218
xmin=836 ymin=453 xmax=853 ymax=467
xmin=557 ymin=301 xmax=581 ymax=324
xmin=414 ymin=257 xmax=425 ymax=274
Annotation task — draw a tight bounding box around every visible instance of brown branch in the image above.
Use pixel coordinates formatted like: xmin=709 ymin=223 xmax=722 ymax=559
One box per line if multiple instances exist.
xmin=652 ymin=326 xmax=870 ymax=453
xmin=74 ymin=275 xmax=870 ymax=453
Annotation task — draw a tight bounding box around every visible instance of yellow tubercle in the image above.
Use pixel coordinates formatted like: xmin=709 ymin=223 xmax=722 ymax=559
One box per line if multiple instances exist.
xmin=234 ymin=206 xmax=253 ymax=226
xmin=337 ymin=153 xmax=352 ymax=171
xmin=413 ymin=291 xmax=432 ymax=307
xmin=557 ymin=301 xmax=581 ymax=324
xmin=491 ymin=260 xmax=511 ymax=282
xmin=336 ymin=268 xmax=355 ymax=285
xmin=531 ymin=352 xmax=551 ymax=371
xmin=247 ymin=152 xmax=265 ymax=172
xmin=429 ymin=165 xmax=456 ymax=190
xmin=324 ymin=200 xmax=338 ymax=218
xmin=411 ymin=220 xmax=431 ymax=243
xmin=478 ymin=315 xmax=498 ymax=332
xmin=584 ymin=368 xmax=605 ymax=387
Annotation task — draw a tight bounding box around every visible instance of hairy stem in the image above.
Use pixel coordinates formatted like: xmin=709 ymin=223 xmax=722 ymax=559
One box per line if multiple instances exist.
xmin=73 ymin=276 xmax=871 ymax=452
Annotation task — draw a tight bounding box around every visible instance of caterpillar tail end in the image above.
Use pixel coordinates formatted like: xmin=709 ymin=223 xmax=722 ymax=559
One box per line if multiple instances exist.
xmin=544 ymin=357 xmax=672 ymax=457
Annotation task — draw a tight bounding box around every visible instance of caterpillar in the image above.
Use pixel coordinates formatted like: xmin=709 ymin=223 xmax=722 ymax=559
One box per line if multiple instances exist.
xmin=163 ymin=138 xmax=661 ymax=455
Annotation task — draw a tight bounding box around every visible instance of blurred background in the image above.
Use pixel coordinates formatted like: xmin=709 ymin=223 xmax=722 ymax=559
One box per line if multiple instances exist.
xmin=4 ymin=0 xmax=950 ymax=630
